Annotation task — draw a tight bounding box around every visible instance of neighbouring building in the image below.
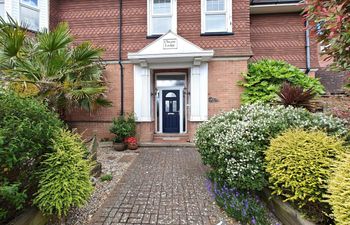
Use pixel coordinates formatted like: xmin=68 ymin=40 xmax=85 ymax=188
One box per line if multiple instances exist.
xmin=0 ymin=0 xmax=321 ymax=143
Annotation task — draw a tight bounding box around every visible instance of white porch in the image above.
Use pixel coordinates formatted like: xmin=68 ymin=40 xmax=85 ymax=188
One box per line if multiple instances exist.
xmin=128 ymin=31 xmax=214 ymax=134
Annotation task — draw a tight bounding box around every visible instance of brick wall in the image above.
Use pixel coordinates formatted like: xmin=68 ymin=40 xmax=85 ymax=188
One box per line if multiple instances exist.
xmin=250 ymin=13 xmax=319 ymax=69
xmin=208 ymin=60 xmax=246 ymax=116
xmin=50 ymin=0 xmax=252 ymax=60
xmin=65 ymin=63 xmax=133 ymax=140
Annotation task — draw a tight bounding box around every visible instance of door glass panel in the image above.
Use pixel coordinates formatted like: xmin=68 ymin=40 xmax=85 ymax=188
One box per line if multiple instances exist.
xmin=165 ymin=92 xmax=176 ymax=98
xmin=165 ymin=100 xmax=170 ymax=112
xmin=173 ymin=100 xmax=177 ymax=112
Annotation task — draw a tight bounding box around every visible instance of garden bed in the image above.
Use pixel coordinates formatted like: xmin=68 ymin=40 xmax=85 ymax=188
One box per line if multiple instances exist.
xmin=260 ymin=189 xmax=315 ymax=225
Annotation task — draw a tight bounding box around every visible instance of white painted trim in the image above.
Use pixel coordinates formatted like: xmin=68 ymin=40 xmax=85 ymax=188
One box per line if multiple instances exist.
xmin=149 ymin=62 xmax=193 ymax=69
xmin=190 ymin=63 xmax=208 ymax=121
xmin=128 ymin=31 xmax=214 ymax=64
xmin=201 ymin=0 xmax=232 ymax=33
xmin=250 ymin=3 xmax=302 ymax=14
xmin=134 ymin=65 xmax=152 ymax=122
xmin=128 ymin=52 xmax=214 ymax=61
xmin=147 ymin=0 xmax=177 ymax=36
xmin=157 ymin=86 xmax=185 ymax=133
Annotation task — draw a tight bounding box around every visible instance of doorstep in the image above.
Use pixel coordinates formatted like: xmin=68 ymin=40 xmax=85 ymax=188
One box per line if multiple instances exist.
xmin=153 ymin=133 xmax=190 ymax=143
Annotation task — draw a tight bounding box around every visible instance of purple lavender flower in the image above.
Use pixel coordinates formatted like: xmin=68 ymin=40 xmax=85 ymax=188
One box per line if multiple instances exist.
xmin=244 ymin=199 xmax=249 ymax=209
xmin=242 ymin=208 xmax=246 ymax=217
xmin=251 ymin=217 xmax=257 ymax=225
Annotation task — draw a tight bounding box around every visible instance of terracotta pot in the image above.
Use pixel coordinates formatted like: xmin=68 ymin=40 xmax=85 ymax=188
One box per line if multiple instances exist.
xmin=113 ymin=142 xmax=126 ymax=151
xmin=127 ymin=143 xmax=138 ymax=150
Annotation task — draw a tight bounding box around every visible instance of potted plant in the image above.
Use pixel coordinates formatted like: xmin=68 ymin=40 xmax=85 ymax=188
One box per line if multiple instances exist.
xmin=125 ymin=137 xmax=138 ymax=150
xmin=109 ymin=114 xmax=136 ymax=151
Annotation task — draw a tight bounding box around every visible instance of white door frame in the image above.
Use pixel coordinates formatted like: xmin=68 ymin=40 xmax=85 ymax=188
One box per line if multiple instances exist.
xmin=156 ymin=86 xmax=184 ymax=133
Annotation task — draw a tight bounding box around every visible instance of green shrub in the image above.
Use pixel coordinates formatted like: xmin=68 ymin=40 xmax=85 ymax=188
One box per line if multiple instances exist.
xmin=328 ymin=152 xmax=350 ymax=225
xmin=0 ymin=91 xmax=63 ymax=222
xmin=100 ymin=174 xmax=113 ymax=182
xmin=34 ymin=129 xmax=93 ymax=218
xmin=110 ymin=114 xmax=136 ymax=143
xmin=0 ymin=182 xmax=26 ymax=220
xmin=195 ymin=104 xmax=347 ymax=191
xmin=265 ymin=129 xmax=347 ymax=223
xmin=239 ymin=59 xmax=324 ymax=104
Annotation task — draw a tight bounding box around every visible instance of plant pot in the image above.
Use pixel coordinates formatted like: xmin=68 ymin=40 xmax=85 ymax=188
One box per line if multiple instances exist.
xmin=113 ymin=142 xmax=126 ymax=151
xmin=127 ymin=143 xmax=138 ymax=150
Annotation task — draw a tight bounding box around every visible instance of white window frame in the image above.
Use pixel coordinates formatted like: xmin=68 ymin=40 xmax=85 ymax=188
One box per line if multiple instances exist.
xmin=201 ymin=0 xmax=232 ymax=33
xmin=20 ymin=0 xmax=40 ymax=31
xmin=0 ymin=0 xmax=5 ymax=18
xmin=147 ymin=0 xmax=177 ymax=36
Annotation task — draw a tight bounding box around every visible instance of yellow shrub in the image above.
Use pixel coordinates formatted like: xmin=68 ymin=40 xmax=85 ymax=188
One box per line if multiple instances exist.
xmin=328 ymin=152 xmax=350 ymax=225
xmin=265 ymin=128 xmax=347 ymax=222
xmin=10 ymin=82 xmax=39 ymax=97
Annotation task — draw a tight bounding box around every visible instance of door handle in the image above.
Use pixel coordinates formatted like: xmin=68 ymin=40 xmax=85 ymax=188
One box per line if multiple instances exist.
xmin=168 ymin=113 xmax=175 ymax=115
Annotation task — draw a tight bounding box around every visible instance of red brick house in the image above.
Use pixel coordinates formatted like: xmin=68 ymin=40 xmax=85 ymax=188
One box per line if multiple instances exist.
xmin=0 ymin=0 xmax=320 ymax=142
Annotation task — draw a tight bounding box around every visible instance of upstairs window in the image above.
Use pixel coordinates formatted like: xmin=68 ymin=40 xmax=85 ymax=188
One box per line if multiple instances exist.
xmin=201 ymin=0 xmax=232 ymax=33
xmin=20 ymin=0 xmax=40 ymax=31
xmin=148 ymin=0 xmax=177 ymax=36
xmin=0 ymin=0 xmax=4 ymax=18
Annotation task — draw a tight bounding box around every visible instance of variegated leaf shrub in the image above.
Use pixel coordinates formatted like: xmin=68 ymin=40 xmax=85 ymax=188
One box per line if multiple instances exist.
xmin=34 ymin=129 xmax=93 ymax=218
xmin=266 ymin=129 xmax=347 ymax=223
xmin=194 ymin=104 xmax=348 ymax=191
xmin=327 ymin=152 xmax=350 ymax=225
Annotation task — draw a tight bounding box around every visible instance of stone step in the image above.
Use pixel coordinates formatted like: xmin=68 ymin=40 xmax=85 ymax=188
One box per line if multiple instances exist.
xmin=153 ymin=133 xmax=190 ymax=143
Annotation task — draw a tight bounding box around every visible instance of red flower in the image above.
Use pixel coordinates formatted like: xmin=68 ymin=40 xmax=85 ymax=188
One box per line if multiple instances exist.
xmin=124 ymin=137 xmax=137 ymax=144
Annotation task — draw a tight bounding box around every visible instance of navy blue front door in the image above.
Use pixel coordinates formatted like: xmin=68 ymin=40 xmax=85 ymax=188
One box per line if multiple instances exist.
xmin=162 ymin=90 xmax=180 ymax=133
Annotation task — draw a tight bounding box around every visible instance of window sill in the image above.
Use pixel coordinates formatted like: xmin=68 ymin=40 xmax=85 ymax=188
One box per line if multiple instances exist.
xmin=146 ymin=34 xmax=162 ymax=39
xmin=200 ymin=32 xmax=234 ymax=36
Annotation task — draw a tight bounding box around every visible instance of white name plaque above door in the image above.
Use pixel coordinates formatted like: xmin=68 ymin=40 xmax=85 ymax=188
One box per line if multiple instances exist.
xmin=163 ymin=39 xmax=178 ymax=49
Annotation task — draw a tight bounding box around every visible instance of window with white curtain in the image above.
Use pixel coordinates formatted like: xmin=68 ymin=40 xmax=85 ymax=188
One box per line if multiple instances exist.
xmin=201 ymin=0 xmax=232 ymax=33
xmin=148 ymin=0 xmax=177 ymax=35
xmin=0 ymin=0 xmax=4 ymax=18
xmin=20 ymin=0 xmax=40 ymax=31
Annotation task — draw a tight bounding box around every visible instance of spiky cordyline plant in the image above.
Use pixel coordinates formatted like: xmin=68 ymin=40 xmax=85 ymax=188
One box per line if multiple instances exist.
xmin=0 ymin=16 xmax=111 ymax=114
xmin=277 ymin=82 xmax=317 ymax=111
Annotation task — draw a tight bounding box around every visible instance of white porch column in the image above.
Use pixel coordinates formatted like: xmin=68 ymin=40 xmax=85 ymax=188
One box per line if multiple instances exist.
xmin=190 ymin=62 xmax=208 ymax=121
xmin=134 ymin=65 xmax=152 ymax=121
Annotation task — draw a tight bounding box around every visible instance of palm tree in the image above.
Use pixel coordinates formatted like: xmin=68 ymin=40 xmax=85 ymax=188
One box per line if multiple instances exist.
xmin=0 ymin=16 xmax=111 ymax=114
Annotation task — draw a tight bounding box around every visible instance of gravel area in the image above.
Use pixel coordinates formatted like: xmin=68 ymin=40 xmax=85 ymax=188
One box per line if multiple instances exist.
xmin=58 ymin=143 xmax=137 ymax=225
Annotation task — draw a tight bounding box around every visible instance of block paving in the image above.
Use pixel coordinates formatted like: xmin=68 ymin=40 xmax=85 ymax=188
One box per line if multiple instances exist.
xmin=90 ymin=147 xmax=237 ymax=225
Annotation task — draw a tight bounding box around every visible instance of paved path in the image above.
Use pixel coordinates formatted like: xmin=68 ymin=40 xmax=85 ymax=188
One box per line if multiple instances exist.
xmin=91 ymin=147 xmax=235 ymax=225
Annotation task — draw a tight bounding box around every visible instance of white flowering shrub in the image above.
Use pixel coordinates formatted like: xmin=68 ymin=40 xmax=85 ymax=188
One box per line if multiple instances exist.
xmin=195 ymin=104 xmax=348 ymax=191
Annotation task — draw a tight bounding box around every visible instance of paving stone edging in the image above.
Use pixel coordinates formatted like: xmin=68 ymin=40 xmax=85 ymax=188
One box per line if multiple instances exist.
xmin=261 ymin=189 xmax=316 ymax=225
